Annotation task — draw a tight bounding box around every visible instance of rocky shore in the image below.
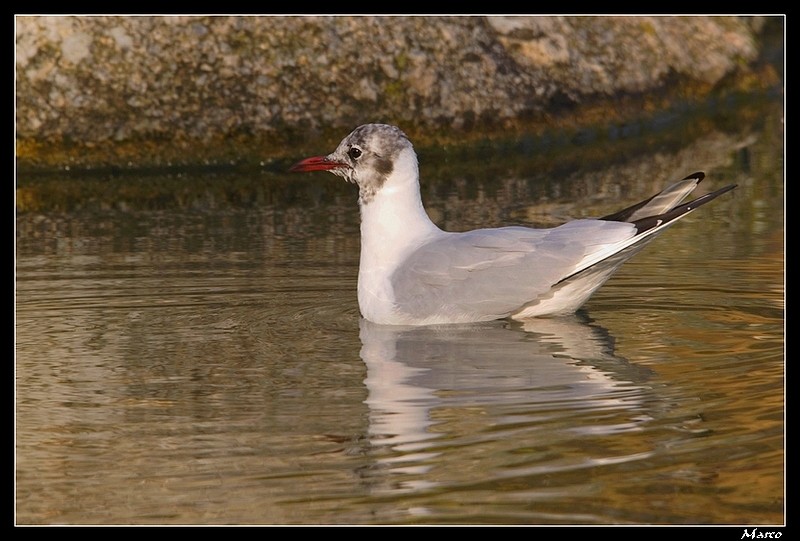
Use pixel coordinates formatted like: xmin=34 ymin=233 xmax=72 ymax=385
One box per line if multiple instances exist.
xmin=15 ymin=15 xmax=783 ymax=170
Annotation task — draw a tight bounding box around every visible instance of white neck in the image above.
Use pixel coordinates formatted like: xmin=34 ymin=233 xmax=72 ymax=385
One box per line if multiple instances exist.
xmin=357 ymin=148 xmax=442 ymax=322
xmin=358 ymin=148 xmax=441 ymax=264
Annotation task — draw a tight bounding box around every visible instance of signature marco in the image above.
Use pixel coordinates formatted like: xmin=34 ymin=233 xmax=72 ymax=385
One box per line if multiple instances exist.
xmin=742 ymin=528 xmax=782 ymax=539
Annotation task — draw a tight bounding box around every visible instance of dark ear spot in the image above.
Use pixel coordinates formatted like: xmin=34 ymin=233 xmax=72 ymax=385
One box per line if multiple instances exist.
xmin=373 ymin=155 xmax=393 ymax=177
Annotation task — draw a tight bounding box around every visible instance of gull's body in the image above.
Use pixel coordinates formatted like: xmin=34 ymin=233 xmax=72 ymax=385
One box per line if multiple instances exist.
xmin=290 ymin=124 xmax=736 ymax=326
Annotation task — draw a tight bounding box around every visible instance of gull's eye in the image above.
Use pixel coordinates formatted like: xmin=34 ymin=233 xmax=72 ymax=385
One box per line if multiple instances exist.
xmin=348 ymin=147 xmax=363 ymax=160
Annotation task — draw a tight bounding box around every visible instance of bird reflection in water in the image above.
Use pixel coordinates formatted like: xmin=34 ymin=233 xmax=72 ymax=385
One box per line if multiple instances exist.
xmin=357 ymin=313 xmax=657 ymax=495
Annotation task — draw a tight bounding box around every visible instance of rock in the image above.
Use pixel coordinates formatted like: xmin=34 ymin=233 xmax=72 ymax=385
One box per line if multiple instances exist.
xmin=14 ymin=15 xmax=780 ymax=169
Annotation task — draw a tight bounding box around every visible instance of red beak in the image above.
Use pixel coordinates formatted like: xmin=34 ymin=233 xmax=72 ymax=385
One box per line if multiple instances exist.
xmin=289 ymin=156 xmax=346 ymax=172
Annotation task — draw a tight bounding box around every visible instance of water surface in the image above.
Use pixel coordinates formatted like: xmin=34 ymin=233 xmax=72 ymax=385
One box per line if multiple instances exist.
xmin=16 ymin=97 xmax=783 ymax=525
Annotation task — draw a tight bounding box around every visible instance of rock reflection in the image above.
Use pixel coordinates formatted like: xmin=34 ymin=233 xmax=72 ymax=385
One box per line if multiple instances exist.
xmin=358 ymin=314 xmax=656 ymax=494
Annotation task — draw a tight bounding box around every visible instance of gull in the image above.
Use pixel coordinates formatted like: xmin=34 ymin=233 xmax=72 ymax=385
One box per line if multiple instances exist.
xmin=290 ymin=123 xmax=736 ymax=326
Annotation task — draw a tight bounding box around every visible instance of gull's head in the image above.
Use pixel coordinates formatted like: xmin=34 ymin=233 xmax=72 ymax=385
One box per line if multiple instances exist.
xmin=290 ymin=124 xmax=415 ymax=204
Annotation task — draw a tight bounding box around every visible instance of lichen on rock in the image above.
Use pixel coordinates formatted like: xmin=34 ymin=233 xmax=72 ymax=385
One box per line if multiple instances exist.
xmin=14 ymin=15 xmax=780 ymax=170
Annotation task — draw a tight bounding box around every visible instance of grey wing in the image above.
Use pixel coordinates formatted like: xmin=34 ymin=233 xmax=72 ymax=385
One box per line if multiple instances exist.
xmin=390 ymin=220 xmax=636 ymax=321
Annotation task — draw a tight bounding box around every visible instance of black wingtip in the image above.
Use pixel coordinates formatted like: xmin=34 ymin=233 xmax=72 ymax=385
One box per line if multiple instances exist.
xmin=632 ymin=183 xmax=737 ymax=234
xmin=600 ymin=172 xmax=708 ymax=223
xmin=682 ymin=172 xmax=706 ymax=182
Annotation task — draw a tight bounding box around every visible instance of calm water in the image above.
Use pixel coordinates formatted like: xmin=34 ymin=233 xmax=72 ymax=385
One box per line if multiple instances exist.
xmin=16 ymin=97 xmax=784 ymax=525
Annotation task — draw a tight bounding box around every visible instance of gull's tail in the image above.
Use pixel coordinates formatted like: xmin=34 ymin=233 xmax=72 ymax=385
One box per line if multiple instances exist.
xmin=600 ymin=172 xmax=737 ymax=235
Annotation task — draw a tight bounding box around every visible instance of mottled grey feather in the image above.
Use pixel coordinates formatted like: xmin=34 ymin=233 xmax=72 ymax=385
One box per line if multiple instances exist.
xmin=324 ymin=124 xmax=413 ymax=204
